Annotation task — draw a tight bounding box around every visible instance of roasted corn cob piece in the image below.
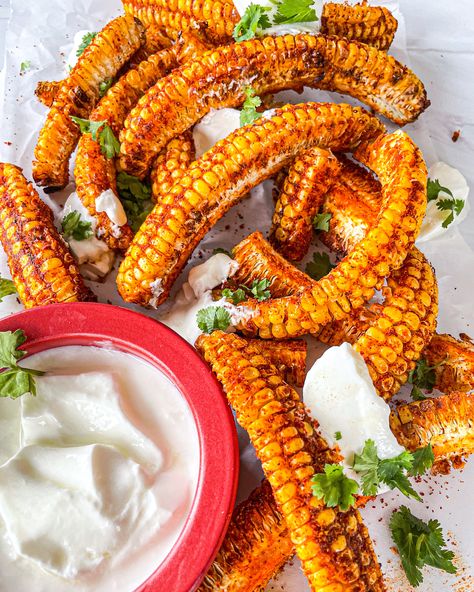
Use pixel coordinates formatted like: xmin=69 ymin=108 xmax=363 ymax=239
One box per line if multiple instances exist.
xmin=196 ymin=331 xmax=386 ymax=591
xmin=236 ymin=130 xmax=427 ymax=340
xmin=246 ymin=338 xmax=307 ymax=387
xmin=74 ymin=46 xmax=177 ymax=251
xmin=119 ymin=34 xmax=428 ymax=178
xmin=424 ymin=333 xmax=474 ymax=394
xmin=122 ymin=0 xmax=238 ymax=45
xmin=32 ymin=14 xmax=145 ymax=191
xmin=321 ymin=2 xmax=397 ymax=51
xmin=35 ymin=80 xmax=61 ymax=108
xmin=270 ymin=148 xmax=341 ymax=261
xmin=117 ymin=103 xmax=384 ymax=307
xmin=390 ymin=392 xmax=474 ymax=474
xmin=0 ymin=164 xmax=95 ymax=307
xmin=150 ymin=131 xmax=195 ymax=203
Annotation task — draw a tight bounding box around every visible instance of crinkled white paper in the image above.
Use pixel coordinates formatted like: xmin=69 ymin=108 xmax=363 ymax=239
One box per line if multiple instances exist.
xmin=0 ymin=1 xmax=473 ymax=590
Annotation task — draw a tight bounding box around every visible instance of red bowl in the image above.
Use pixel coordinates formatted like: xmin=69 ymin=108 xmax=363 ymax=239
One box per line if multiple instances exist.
xmin=0 ymin=302 xmax=239 ymax=592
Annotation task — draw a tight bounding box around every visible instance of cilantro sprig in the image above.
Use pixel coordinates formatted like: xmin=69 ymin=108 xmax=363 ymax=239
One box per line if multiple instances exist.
xmin=196 ymin=306 xmax=232 ymax=333
xmin=426 ymin=177 xmax=465 ymax=228
xmin=311 ymin=464 xmax=359 ymax=511
xmin=76 ymin=32 xmax=97 ymax=57
xmin=71 ymin=116 xmax=120 ymax=159
xmin=273 ymin=0 xmax=318 ymax=25
xmin=233 ymin=4 xmax=271 ymax=42
xmin=0 ymin=277 xmax=17 ymax=302
xmin=408 ymin=357 xmax=444 ymax=401
xmin=305 ymin=251 xmax=335 ymax=280
xmin=61 ymin=211 xmax=93 ymax=241
xmin=240 ymin=87 xmax=262 ymax=126
xmin=390 ymin=506 xmax=456 ymax=587
xmin=20 ymin=61 xmax=31 ymax=74
xmin=312 ymin=212 xmax=332 ymax=232
xmin=116 ymin=172 xmax=153 ymax=232
xmin=222 ymin=279 xmax=271 ymax=304
xmin=0 ymin=330 xmax=44 ymax=399
xmin=427 ymin=178 xmax=453 ymax=202
xmin=352 ymin=439 xmax=433 ymax=500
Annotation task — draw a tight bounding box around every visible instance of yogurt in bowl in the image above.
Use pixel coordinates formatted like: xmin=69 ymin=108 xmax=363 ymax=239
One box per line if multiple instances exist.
xmin=0 ymin=303 xmax=239 ymax=592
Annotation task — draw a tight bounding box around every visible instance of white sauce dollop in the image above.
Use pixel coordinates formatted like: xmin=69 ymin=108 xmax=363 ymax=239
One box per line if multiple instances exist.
xmin=161 ymin=253 xmax=247 ymax=344
xmin=95 ymin=189 xmax=127 ymax=228
xmin=303 ymin=343 xmax=405 ymax=492
xmin=193 ymin=108 xmax=242 ymax=158
xmin=0 ymin=346 xmax=199 ymax=592
xmin=418 ymin=161 xmax=470 ymax=243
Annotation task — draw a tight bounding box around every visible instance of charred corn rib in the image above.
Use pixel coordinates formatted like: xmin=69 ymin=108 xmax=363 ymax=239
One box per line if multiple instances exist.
xmin=424 ymin=333 xmax=474 ymax=394
xmin=0 ymin=164 xmax=95 ymax=307
xmin=390 ymin=392 xmax=474 ymax=474
xmin=117 ymin=103 xmax=384 ymax=306
xmin=35 ymin=80 xmax=61 ymax=108
xmin=74 ymin=47 xmax=177 ymax=251
xmin=122 ymin=0 xmax=238 ymax=45
xmin=246 ymin=339 xmax=307 ymax=387
xmin=32 ymin=14 xmax=145 ymax=191
xmin=196 ymin=331 xmax=386 ymax=591
xmin=198 ymin=480 xmax=293 ymax=592
xmin=151 ymin=131 xmax=195 ymax=203
xmin=321 ymin=2 xmax=397 ymax=51
xmin=270 ymin=148 xmax=341 ymax=261
xmin=119 ymin=34 xmax=428 ymax=178
xmin=236 ymin=131 xmax=427 ymax=340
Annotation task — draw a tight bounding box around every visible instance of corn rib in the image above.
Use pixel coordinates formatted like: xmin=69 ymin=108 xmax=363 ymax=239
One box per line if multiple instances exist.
xmin=35 ymin=80 xmax=61 ymax=108
xmin=119 ymin=34 xmax=428 ymax=178
xmin=196 ymin=331 xmax=386 ymax=591
xmin=32 ymin=14 xmax=145 ymax=191
xmin=0 ymin=163 xmax=95 ymax=307
xmin=151 ymin=131 xmax=195 ymax=204
xmin=246 ymin=339 xmax=307 ymax=387
xmin=270 ymin=148 xmax=341 ymax=261
xmin=424 ymin=333 xmax=474 ymax=394
xmin=117 ymin=103 xmax=384 ymax=307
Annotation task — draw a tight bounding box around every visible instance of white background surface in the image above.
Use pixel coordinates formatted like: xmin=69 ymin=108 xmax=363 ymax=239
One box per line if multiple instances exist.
xmin=0 ymin=1 xmax=472 ymax=591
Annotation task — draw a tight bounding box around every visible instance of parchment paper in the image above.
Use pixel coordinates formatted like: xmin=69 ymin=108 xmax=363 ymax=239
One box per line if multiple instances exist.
xmin=0 ymin=1 xmax=473 ymax=590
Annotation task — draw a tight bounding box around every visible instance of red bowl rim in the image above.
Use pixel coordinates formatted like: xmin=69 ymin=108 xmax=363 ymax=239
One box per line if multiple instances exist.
xmin=0 ymin=302 xmax=239 ymax=592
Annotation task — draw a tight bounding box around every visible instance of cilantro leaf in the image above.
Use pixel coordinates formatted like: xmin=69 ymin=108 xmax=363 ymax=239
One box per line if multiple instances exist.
xmin=427 ymin=178 xmax=453 ymax=202
xmin=390 ymin=506 xmax=456 ymax=587
xmin=0 ymin=277 xmax=17 ymax=302
xmin=352 ymin=439 xmax=380 ymax=496
xmin=240 ymin=87 xmax=263 ymax=126
xmin=61 ymin=211 xmax=93 ymax=241
xmin=334 ymin=431 xmax=342 ymax=441
xmin=313 ymin=212 xmax=331 ymax=232
xmin=98 ymin=125 xmax=120 ymax=159
xmin=76 ymin=32 xmax=97 ymax=57
xmin=0 ymin=330 xmax=44 ymax=399
xmin=408 ymin=358 xmax=441 ymax=400
xmin=212 ymin=247 xmax=233 ymax=257
xmin=222 ymin=287 xmax=247 ymax=305
xmin=311 ymin=464 xmax=359 ymax=511
xmin=272 ymin=0 xmax=318 ymax=25
xmin=437 ymin=197 xmax=465 ymax=228
xmin=20 ymin=61 xmax=31 ymax=73
xmin=250 ymin=279 xmax=271 ymax=301
xmin=233 ymin=4 xmax=271 ymax=42
xmin=409 ymin=444 xmax=435 ymax=477
xmin=99 ymin=78 xmax=114 ymax=97
xmin=305 ymin=251 xmax=335 ymax=280
xmin=196 ymin=306 xmax=232 ymax=334
xmin=70 ymin=116 xmax=105 ymax=141
xmin=116 ymin=172 xmax=153 ymax=232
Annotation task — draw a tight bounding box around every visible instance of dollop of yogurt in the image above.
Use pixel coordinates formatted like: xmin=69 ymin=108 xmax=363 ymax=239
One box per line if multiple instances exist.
xmin=193 ymin=108 xmax=242 ymax=158
xmin=418 ymin=161 xmax=469 ymax=243
xmin=303 ymin=343 xmax=405 ymax=493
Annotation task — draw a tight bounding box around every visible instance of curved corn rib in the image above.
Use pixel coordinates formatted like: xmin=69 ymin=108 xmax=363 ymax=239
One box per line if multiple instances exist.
xmin=32 ymin=14 xmax=145 ymax=191
xmin=151 ymin=131 xmax=195 ymax=203
xmin=0 ymin=164 xmax=95 ymax=307
xmin=321 ymin=2 xmax=397 ymax=51
xmin=424 ymin=333 xmax=474 ymax=394
xmin=117 ymin=102 xmax=384 ymax=306
xmin=122 ymin=0 xmax=238 ymax=45
xmin=35 ymin=80 xmax=61 ymax=108
xmin=74 ymin=47 xmax=177 ymax=251
xmin=196 ymin=331 xmax=386 ymax=592
xmin=246 ymin=338 xmax=307 ymax=387
xmin=119 ymin=34 xmax=428 ymax=178
xmin=270 ymin=148 xmax=341 ymax=261
xmin=236 ymin=131 xmax=427 ymax=340
xmin=390 ymin=392 xmax=474 ymax=474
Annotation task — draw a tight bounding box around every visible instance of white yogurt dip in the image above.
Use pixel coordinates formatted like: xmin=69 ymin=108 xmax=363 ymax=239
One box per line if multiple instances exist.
xmin=0 ymin=346 xmax=199 ymax=592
